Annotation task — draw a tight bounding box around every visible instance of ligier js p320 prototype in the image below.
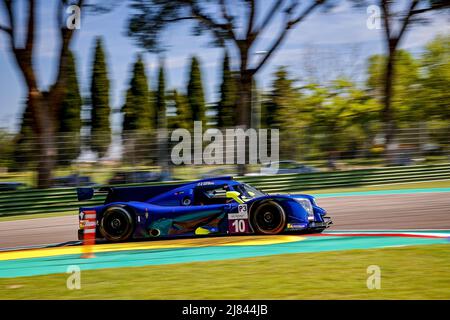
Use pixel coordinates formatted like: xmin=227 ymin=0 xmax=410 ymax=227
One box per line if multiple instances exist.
xmin=77 ymin=177 xmax=332 ymax=242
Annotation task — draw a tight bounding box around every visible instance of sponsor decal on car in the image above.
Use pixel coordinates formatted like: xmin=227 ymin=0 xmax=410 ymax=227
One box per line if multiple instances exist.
xmin=287 ymin=223 xmax=308 ymax=229
xmin=197 ymin=181 xmax=215 ymax=186
xmin=228 ymin=204 xmax=250 ymax=234
xmin=228 ymin=204 xmax=249 ymax=220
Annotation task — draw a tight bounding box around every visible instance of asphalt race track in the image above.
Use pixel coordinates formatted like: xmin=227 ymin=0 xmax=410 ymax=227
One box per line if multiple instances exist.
xmin=1 ymin=191 xmax=450 ymax=250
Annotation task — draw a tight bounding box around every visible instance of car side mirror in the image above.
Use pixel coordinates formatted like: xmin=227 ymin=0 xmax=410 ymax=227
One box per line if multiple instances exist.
xmin=226 ymin=191 xmax=244 ymax=204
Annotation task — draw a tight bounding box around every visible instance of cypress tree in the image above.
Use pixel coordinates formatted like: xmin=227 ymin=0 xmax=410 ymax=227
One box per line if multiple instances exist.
xmin=156 ymin=62 xmax=170 ymax=174
xmin=156 ymin=63 xmax=166 ymax=129
xmin=170 ymin=90 xmax=190 ymax=130
xmin=57 ymin=50 xmax=82 ymax=165
xmin=217 ymin=51 xmax=237 ymax=128
xmin=90 ymin=37 xmax=111 ymax=159
xmin=12 ymin=100 xmax=37 ymax=171
xmin=262 ymin=66 xmax=295 ymax=128
xmin=122 ymin=54 xmax=153 ymax=133
xmin=187 ymin=57 xmax=206 ymax=127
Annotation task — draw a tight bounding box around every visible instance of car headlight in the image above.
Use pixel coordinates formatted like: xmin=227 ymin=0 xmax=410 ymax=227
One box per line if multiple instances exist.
xmin=295 ymin=198 xmax=314 ymax=220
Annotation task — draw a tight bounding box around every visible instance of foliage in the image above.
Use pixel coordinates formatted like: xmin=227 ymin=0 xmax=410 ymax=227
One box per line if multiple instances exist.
xmin=0 ymin=130 xmax=14 ymax=169
xmin=121 ymin=54 xmax=157 ymax=165
xmin=217 ymin=51 xmax=237 ymax=128
xmin=57 ymin=51 xmax=82 ymax=165
xmin=127 ymin=0 xmax=328 ymax=131
xmin=156 ymin=62 xmax=167 ymax=129
xmin=187 ymin=56 xmax=206 ymax=126
xmin=122 ymin=54 xmax=154 ymax=133
xmin=11 ymin=102 xmax=38 ymax=171
xmin=367 ymin=50 xmax=422 ymax=123
xmin=262 ymin=66 xmax=300 ymax=129
xmin=90 ymin=37 xmax=112 ymax=159
xmin=0 ymin=0 xmax=84 ymax=187
xmin=262 ymin=67 xmax=380 ymax=160
xmin=419 ymin=34 xmax=450 ymax=122
xmin=167 ymin=90 xmax=191 ymax=130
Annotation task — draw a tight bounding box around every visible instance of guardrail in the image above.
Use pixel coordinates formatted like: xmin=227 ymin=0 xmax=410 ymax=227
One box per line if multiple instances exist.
xmin=0 ymin=164 xmax=449 ymax=217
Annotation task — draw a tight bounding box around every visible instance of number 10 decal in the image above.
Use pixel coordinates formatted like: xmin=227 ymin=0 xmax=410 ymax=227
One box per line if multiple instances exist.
xmin=231 ymin=219 xmax=246 ymax=233
xmin=229 ymin=218 xmax=250 ymax=234
xmin=228 ymin=204 xmax=250 ymax=234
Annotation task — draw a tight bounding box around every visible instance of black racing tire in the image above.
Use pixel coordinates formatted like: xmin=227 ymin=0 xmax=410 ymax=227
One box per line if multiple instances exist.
xmin=99 ymin=206 xmax=134 ymax=242
xmin=251 ymin=201 xmax=287 ymax=235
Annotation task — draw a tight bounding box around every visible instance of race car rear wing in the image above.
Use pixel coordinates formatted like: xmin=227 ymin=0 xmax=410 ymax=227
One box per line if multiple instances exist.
xmin=76 ymin=187 xmax=106 ymax=201
xmin=77 ymin=184 xmax=184 ymax=203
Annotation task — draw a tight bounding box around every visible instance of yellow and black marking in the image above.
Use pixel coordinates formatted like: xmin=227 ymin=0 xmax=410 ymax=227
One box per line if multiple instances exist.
xmin=0 ymin=235 xmax=305 ymax=261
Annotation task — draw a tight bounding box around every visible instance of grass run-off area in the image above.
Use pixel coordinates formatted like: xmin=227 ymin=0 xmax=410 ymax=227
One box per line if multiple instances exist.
xmin=1 ymin=244 xmax=449 ymax=299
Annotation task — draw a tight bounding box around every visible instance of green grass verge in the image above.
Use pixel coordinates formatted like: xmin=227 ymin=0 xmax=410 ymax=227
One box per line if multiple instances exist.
xmin=0 ymin=211 xmax=76 ymax=222
xmin=1 ymin=244 xmax=449 ymax=299
xmin=304 ymin=179 xmax=450 ymax=194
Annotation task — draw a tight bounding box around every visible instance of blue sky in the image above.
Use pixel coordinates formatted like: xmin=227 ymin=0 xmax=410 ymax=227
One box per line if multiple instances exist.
xmin=0 ymin=0 xmax=448 ymax=133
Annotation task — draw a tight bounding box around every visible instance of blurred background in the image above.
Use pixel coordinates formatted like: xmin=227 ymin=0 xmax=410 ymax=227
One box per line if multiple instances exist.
xmin=0 ymin=0 xmax=449 ymax=191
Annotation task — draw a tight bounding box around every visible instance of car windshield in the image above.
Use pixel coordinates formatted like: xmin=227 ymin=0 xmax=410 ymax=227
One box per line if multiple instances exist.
xmin=234 ymin=183 xmax=266 ymax=200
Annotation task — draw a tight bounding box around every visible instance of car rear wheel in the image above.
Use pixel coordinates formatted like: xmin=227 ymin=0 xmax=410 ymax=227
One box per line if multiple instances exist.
xmin=251 ymin=201 xmax=286 ymax=235
xmin=100 ymin=206 xmax=134 ymax=242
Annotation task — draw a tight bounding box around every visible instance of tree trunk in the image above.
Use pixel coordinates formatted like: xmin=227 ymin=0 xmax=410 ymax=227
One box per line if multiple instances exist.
xmin=37 ymin=123 xmax=57 ymax=189
xmin=29 ymin=91 xmax=57 ymax=188
xmin=237 ymin=71 xmax=253 ymax=129
xmin=236 ymin=70 xmax=253 ymax=176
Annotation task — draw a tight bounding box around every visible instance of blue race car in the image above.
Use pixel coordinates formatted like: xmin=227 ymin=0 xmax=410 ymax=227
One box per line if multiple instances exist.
xmin=77 ymin=177 xmax=332 ymax=242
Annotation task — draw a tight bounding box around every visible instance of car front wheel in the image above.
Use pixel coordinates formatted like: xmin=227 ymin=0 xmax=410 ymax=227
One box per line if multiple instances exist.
xmin=251 ymin=201 xmax=286 ymax=235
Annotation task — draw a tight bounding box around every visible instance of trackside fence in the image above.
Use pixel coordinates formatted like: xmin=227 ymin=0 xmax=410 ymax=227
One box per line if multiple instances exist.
xmin=0 ymin=163 xmax=449 ymax=217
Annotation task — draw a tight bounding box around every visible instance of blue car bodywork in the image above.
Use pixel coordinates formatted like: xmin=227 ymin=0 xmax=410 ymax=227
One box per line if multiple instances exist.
xmin=77 ymin=177 xmax=332 ymax=242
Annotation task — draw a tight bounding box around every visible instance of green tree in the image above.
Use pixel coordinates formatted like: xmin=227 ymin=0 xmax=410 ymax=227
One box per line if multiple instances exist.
xmin=12 ymin=101 xmax=37 ymax=171
xmin=0 ymin=130 xmax=14 ymax=169
xmin=90 ymin=37 xmax=111 ymax=159
xmin=127 ymin=0 xmax=327 ymax=138
xmin=419 ymin=34 xmax=450 ymax=149
xmin=367 ymin=50 xmax=421 ymax=124
xmin=156 ymin=62 xmax=171 ymax=174
xmin=217 ymin=51 xmax=237 ymax=128
xmin=168 ymin=90 xmax=191 ymax=130
xmin=354 ymin=0 xmax=450 ymax=150
xmin=0 ymin=0 xmax=84 ymax=187
xmin=420 ymin=34 xmax=450 ymax=121
xmin=187 ymin=57 xmax=206 ymax=127
xmin=262 ymin=67 xmax=307 ymax=159
xmin=121 ymin=54 xmax=156 ymax=164
xmin=262 ymin=66 xmax=298 ymax=129
xmin=57 ymin=50 xmax=82 ymax=165
xmin=156 ymin=63 xmax=167 ymax=129
xmin=262 ymin=67 xmax=380 ymax=161
xmin=127 ymin=0 xmax=328 ymax=175
xmin=122 ymin=54 xmax=154 ymax=133
xmin=295 ymin=80 xmax=379 ymax=161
